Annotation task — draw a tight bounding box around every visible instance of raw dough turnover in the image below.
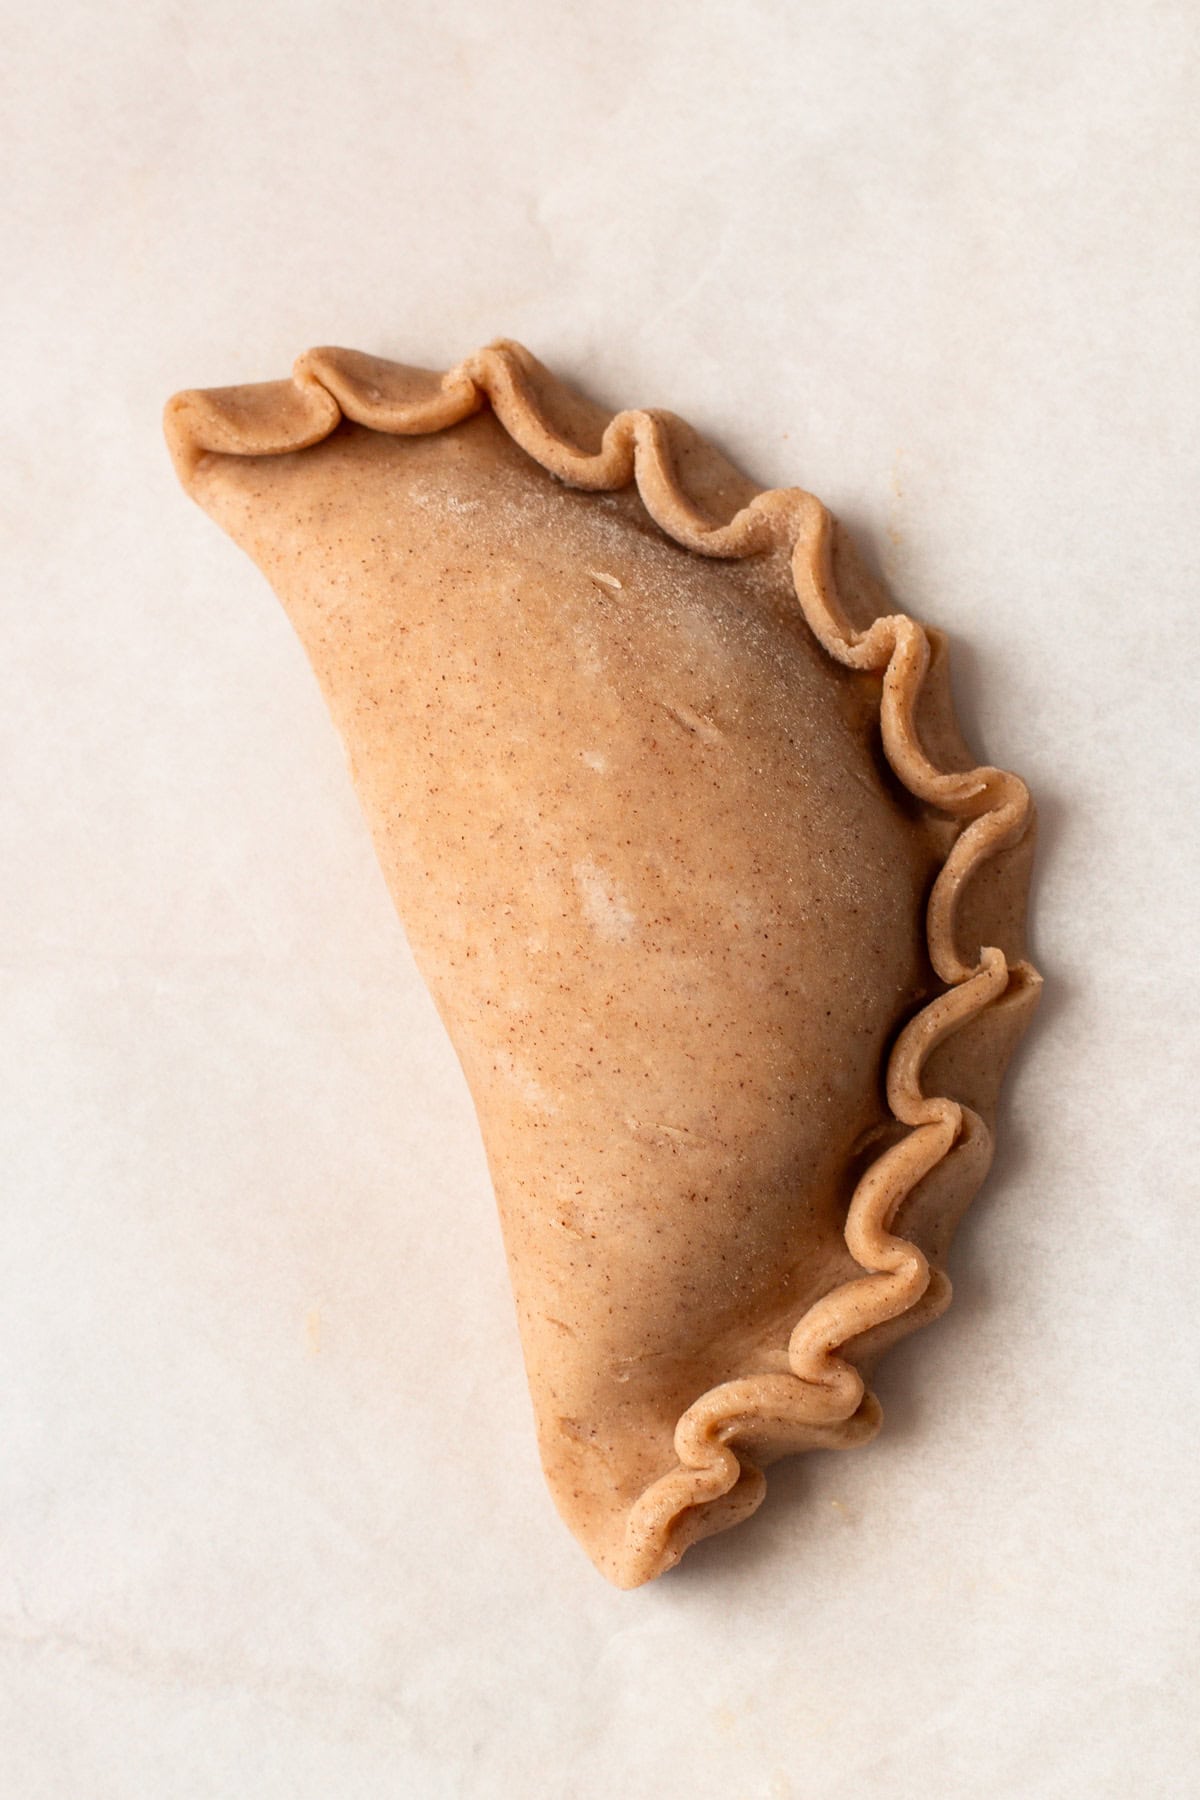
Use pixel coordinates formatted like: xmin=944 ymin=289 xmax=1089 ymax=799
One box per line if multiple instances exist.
xmin=164 ymin=342 xmax=1039 ymax=1587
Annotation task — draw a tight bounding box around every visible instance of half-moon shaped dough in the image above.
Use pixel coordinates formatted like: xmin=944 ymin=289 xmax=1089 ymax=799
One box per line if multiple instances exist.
xmin=164 ymin=342 xmax=1039 ymax=1587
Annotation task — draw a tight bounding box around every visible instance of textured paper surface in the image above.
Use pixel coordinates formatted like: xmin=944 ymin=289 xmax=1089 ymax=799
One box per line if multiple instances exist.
xmin=3 ymin=2 xmax=1197 ymax=1795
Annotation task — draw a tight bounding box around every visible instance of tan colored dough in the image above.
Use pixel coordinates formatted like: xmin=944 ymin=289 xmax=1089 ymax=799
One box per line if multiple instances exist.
xmin=164 ymin=342 xmax=1039 ymax=1587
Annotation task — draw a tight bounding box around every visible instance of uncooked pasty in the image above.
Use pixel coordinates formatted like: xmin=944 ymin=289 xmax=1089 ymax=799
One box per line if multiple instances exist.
xmin=164 ymin=342 xmax=1039 ymax=1587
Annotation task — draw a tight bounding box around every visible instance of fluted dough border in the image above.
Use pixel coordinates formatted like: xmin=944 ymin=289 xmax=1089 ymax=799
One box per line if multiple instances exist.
xmin=165 ymin=340 xmax=1040 ymax=1587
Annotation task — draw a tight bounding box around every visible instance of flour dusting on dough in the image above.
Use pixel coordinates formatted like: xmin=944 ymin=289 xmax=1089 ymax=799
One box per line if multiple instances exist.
xmin=572 ymin=622 xmax=605 ymax=679
xmin=573 ymin=857 xmax=637 ymax=942
xmin=493 ymin=1045 xmax=558 ymax=1114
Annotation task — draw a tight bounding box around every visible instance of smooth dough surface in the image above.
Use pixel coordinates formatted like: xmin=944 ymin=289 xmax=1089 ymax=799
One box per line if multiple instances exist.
xmin=165 ymin=343 xmax=1038 ymax=1586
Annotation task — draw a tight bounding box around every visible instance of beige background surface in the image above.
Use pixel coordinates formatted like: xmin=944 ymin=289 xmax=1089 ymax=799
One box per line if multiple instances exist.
xmin=3 ymin=2 xmax=1197 ymax=1795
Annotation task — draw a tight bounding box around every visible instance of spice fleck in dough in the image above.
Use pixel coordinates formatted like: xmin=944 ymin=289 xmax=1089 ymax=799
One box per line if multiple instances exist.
xmin=164 ymin=343 xmax=1039 ymax=1587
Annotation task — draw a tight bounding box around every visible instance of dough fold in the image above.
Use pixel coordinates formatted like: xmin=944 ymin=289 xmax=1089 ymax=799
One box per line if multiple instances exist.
xmin=165 ymin=342 xmax=1039 ymax=1586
